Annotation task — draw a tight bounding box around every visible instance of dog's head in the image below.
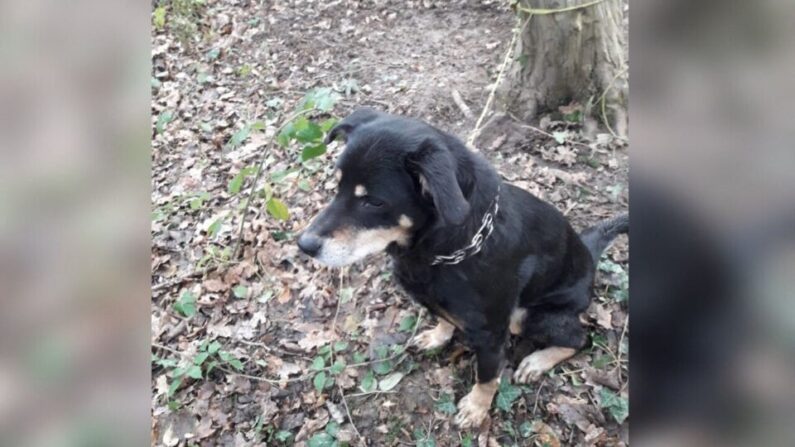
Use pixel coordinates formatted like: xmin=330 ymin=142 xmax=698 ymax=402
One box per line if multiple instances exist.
xmin=297 ymin=108 xmax=471 ymax=267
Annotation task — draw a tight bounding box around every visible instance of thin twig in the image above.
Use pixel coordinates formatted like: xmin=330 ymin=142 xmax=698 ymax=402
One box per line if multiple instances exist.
xmin=516 ymin=0 xmax=606 ymax=16
xmin=231 ymin=107 xmax=315 ymax=260
xmin=332 ymin=267 xmax=345 ymax=335
xmin=218 ymin=366 xmax=304 ymax=385
xmin=152 ymin=342 xmax=183 ymax=356
xmin=466 ymin=15 xmax=528 ymax=147
xmin=451 ymin=89 xmax=474 ymax=119
xmin=337 ymin=384 xmax=364 ymax=444
xmin=235 ymin=338 xmax=313 ymax=361
xmin=508 ymin=112 xmax=594 ymax=150
xmin=598 ymin=66 xmax=629 ymax=139
xmin=152 ymin=266 xmax=215 ymax=293
xmin=346 ymin=390 xmax=398 ymax=398
xmin=615 ymin=314 xmax=629 ymax=384
xmin=532 ymin=378 xmax=547 ymax=417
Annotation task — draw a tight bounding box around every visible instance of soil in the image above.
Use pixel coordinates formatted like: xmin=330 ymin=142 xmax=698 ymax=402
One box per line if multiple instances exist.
xmin=151 ymin=1 xmax=629 ymax=446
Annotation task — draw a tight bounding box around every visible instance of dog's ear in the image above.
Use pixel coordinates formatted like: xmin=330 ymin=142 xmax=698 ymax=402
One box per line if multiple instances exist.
xmin=325 ymin=108 xmax=381 ymax=144
xmin=407 ymin=138 xmax=470 ymax=226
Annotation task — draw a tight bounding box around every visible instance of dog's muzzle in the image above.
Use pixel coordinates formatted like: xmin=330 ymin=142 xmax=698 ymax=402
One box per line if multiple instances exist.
xmin=297 ymin=232 xmax=323 ymax=257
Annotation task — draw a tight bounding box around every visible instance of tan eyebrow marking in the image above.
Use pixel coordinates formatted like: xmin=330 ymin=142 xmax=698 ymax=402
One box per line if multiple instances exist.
xmin=354 ymin=185 xmax=367 ymax=197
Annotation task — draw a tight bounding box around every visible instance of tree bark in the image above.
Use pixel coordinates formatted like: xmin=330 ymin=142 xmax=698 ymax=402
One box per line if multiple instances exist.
xmin=497 ymin=0 xmax=627 ymax=136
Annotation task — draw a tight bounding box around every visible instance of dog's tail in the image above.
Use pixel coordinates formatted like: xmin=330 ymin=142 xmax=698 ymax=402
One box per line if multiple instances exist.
xmin=579 ymin=213 xmax=629 ymax=263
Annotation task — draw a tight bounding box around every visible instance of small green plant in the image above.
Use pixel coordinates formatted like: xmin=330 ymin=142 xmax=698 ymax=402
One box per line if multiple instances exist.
xmin=155 ymin=110 xmax=174 ymax=134
xmin=599 ymin=388 xmax=628 ymax=424
xmin=598 ymin=258 xmax=629 ymax=302
xmin=173 ymin=290 xmax=196 ymax=318
xmin=156 ymin=340 xmax=244 ymax=398
xmin=495 ymin=379 xmax=522 ymax=412
xmin=434 ymin=393 xmax=457 ymax=415
xmin=413 ymin=428 xmax=436 ymax=447
xmin=306 ymin=420 xmax=343 ymax=447
xmin=398 ymin=314 xmax=418 ymax=332
xmin=153 ymin=0 xmax=207 ymax=45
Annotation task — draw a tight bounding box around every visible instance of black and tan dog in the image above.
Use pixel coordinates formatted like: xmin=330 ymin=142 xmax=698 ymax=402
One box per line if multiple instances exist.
xmin=298 ymin=108 xmax=628 ymax=428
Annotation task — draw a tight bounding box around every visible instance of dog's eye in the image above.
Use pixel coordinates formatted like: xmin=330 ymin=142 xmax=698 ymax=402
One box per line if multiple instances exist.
xmin=362 ymin=196 xmax=384 ymax=208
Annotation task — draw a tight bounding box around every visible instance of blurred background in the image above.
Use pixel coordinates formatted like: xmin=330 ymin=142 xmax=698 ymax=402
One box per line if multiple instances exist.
xmin=631 ymin=0 xmax=795 ymax=445
xmin=0 ymin=0 xmax=150 ymax=446
xmin=0 ymin=0 xmax=792 ymax=445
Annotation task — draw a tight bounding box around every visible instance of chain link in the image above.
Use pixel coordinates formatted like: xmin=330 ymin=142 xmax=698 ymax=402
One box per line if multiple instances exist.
xmin=431 ymin=186 xmax=500 ymax=266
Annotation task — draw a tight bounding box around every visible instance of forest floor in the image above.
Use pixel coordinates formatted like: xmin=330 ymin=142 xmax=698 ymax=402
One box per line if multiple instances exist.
xmin=151 ymin=1 xmax=629 ymax=446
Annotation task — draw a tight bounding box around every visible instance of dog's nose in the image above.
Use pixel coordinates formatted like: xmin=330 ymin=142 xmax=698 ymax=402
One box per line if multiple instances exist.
xmin=297 ymin=232 xmax=322 ymax=257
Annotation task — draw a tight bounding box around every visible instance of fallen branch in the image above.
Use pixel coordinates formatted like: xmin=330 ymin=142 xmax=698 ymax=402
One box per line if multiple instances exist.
xmin=151 ymin=266 xmax=215 ymax=293
xmin=337 ymin=384 xmax=364 ymax=445
xmin=451 ymin=89 xmax=474 ymax=120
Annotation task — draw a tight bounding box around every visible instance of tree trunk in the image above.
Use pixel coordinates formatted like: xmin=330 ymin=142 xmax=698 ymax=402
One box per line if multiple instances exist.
xmin=497 ymin=0 xmax=627 ymax=136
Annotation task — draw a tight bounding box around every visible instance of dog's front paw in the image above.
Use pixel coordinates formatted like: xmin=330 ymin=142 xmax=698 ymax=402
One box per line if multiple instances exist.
xmin=454 ymin=388 xmax=492 ymax=429
xmin=409 ymin=321 xmax=455 ymax=351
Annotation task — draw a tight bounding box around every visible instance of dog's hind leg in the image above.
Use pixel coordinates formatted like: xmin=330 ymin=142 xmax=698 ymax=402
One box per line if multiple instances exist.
xmin=513 ymin=307 xmax=586 ymax=383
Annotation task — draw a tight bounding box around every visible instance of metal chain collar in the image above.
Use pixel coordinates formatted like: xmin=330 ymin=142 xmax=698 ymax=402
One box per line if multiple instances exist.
xmin=431 ymin=186 xmax=500 ymax=266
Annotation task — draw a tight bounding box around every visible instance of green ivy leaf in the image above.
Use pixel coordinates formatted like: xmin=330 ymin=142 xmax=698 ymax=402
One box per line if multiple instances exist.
xmin=168 ymin=377 xmax=183 ymax=396
xmin=186 ymin=365 xmax=203 ymax=379
xmin=232 ymin=285 xmax=248 ymax=299
xmin=398 ymin=314 xmax=417 ymax=332
xmin=434 ymin=393 xmax=457 ymax=415
xmin=372 ymin=359 xmax=393 ymax=376
xmin=207 ymin=216 xmax=224 ymax=238
xmin=193 ymin=352 xmax=210 ymax=366
xmin=599 ymin=388 xmax=629 ymax=424
xmin=266 ymin=197 xmax=289 ymax=221
xmin=495 ymin=380 xmax=522 ymax=412
xmin=519 ymin=421 xmax=534 ymax=438
xmin=359 ymin=370 xmax=375 ymax=392
xmin=329 ymin=359 xmax=346 ymax=375
xmin=207 ymin=341 xmax=221 ymax=354
xmin=274 ymin=430 xmax=293 ymax=442
xmin=271 ymin=167 xmax=300 ymax=183
xmin=206 ymin=48 xmax=220 ymax=61
xmin=188 ymin=192 xmax=210 ymax=210
xmin=219 ymin=351 xmax=244 ymax=371
xmin=307 ymin=432 xmax=335 ymax=447
xmin=313 ymin=371 xmax=327 ymax=393
xmin=153 ymin=6 xmax=167 ymax=30
xmin=277 ymin=123 xmax=294 ymax=147
xmin=173 ymin=291 xmax=196 ymax=318
xmin=155 ymin=111 xmax=174 ymax=134
xmin=333 ymin=341 xmax=349 ymax=352
xmin=297 ymin=178 xmax=312 ymax=191
xmin=295 ymin=121 xmax=323 ymax=143
xmin=311 ymin=356 xmax=326 ymax=371
xmin=325 ymin=421 xmax=340 ymax=437
xmin=227 ymin=124 xmax=251 ymax=148
xmin=301 ymin=143 xmax=327 ymax=161
xmin=378 ymin=372 xmax=404 ymax=391
xmin=320 ymin=118 xmax=338 ymax=133
xmin=227 ymin=171 xmax=245 ymax=195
